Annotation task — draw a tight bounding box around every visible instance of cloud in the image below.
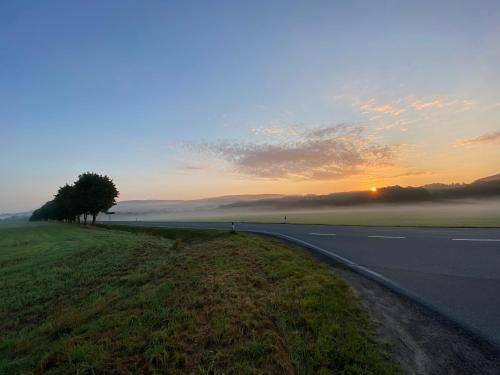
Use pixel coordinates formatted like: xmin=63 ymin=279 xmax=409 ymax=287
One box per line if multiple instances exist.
xmin=457 ymin=130 xmax=500 ymax=146
xmin=358 ymin=96 xmax=476 ymax=120
xmin=251 ymin=126 xmax=298 ymax=137
xmin=360 ymin=99 xmax=405 ymax=116
xmin=441 ymin=98 xmax=476 ymax=112
xmin=192 ymin=124 xmax=402 ymax=180
xmin=408 ymin=97 xmax=472 ymax=111
xmin=388 ymin=170 xmax=429 ymax=178
xmin=411 ymin=99 xmax=443 ymax=110
xmin=178 ymin=164 xmax=207 ymax=171
xmin=351 ymin=95 xmax=479 ymax=136
xmin=173 ymin=163 xmax=213 ymax=175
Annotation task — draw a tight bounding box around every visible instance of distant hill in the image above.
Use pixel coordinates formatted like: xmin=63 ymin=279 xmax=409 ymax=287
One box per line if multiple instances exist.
xmin=474 ymin=173 xmax=500 ymax=184
xmin=420 ymin=183 xmax=464 ymax=191
xmin=112 ymin=194 xmax=286 ymax=214
xmin=222 ymin=173 xmax=500 ymax=210
xmin=0 ymin=211 xmax=31 ymax=221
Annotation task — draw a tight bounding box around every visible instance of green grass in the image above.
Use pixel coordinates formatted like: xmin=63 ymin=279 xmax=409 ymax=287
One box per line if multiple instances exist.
xmin=0 ymin=222 xmax=396 ymax=374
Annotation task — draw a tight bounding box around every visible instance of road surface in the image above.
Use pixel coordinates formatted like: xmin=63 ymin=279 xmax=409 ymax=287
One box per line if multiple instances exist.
xmin=111 ymin=221 xmax=500 ymax=346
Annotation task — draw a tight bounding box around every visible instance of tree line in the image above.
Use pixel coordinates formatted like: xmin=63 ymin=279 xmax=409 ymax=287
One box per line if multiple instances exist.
xmin=30 ymin=172 xmax=119 ymax=225
xmin=223 ymin=179 xmax=500 ymax=209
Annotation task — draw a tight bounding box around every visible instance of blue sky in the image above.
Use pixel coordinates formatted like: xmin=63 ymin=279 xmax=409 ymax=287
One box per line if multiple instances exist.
xmin=1 ymin=1 xmax=500 ymax=211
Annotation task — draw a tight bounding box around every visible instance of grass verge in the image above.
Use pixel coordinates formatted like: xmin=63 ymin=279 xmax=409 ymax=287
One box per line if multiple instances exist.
xmin=0 ymin=222 xmax=396 ymax=374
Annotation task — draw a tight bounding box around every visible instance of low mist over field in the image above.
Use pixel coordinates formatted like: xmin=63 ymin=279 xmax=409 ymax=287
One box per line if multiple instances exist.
xmin=99 ymin=199 xmax=500 ymax=227
xmin=98 ymin=174 xmax=500 ymax=227
xmin=112 ymin=194 xmax=285 ymax=214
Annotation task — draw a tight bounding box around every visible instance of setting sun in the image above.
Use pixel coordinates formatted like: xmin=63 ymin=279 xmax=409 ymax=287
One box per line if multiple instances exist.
xmin=371 ymin=187 xmax=377 ymax=192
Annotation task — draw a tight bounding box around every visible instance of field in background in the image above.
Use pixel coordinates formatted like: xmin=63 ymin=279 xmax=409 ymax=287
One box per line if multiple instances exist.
xmin=100 ymin=199 xmax=500 ymax=227
xmin=0 ymin=222 xmax=395 ymax=374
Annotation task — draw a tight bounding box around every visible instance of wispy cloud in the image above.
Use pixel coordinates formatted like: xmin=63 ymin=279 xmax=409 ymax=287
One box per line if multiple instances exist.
xmin=359 ymin=96 xmax=475 ymax=118
xmin=189 ymin=124 xmax=403 ymax=180
xmin=251 ymin=126 xmax=298 ymax=137
xmin=388 ymin=170 xmax=429 ymax=178
xmin=360 ymin=99 xmax=405 ymax=116
xmin=411 ymin=99 xmax=443 ymax=110
xmin=178 ymin=163 xmax=208 ymax=171
xmin=348 ymin=94 xmax=478 ymax=135
xmin=457 ymin=130 xmax=500 ymax=146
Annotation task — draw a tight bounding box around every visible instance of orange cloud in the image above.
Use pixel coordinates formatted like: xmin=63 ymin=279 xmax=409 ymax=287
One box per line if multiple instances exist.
xmin=458 ymin=131 xmax=500 ymax=146
xmin=359 ymin=96 xmax=476 ymax=120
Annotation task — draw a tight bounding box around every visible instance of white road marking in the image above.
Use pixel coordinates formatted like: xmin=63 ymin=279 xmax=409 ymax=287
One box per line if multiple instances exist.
xmin=309 ymin=233 xmax=337 ymax=236
xmin=368 ymin=235 xmax=406 ymax=239
xmin=452 ymin=238 xmax=500 ymax=242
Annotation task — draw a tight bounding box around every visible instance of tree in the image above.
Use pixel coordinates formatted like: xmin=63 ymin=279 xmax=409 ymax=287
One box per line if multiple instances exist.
xmin=53 ymin=184 xmax=78 ymax=222
xmin=74 ymin=172 xmax=119 ymax=224
xmin=29 ymin=172 xmax=119 ymax=224
xmin=29 ymin=200 xmax=58 ymax=221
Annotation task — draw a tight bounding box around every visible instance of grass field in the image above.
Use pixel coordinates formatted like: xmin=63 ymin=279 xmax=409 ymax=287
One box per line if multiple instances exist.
xmin=0 ymin=222 xmax=395 ymax=374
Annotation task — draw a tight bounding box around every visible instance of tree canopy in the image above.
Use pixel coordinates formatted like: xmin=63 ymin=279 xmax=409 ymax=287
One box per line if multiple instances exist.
xmin=30 ymin=172 xmax=119 ymax=225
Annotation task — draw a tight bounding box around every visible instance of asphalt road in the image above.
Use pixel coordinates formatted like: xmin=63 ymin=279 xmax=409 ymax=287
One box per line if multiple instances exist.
xmin=111 ymin=221 xmax=500 ymax=346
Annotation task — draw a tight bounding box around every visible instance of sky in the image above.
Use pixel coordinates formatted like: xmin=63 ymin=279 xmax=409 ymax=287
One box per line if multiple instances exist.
xmin=1 ymin=0 xmax=500 ymax=212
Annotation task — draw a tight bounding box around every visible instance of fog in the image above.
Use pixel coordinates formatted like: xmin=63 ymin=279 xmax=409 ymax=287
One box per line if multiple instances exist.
xmin=98 ymin=198 xmax=500 ymax=227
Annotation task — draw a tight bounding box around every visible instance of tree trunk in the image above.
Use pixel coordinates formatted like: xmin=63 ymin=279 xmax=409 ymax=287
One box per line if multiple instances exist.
xmin=92 ymin=214 xmax=96 ymax=225
xmin=83 ymin=213 xmax=88 ymax=225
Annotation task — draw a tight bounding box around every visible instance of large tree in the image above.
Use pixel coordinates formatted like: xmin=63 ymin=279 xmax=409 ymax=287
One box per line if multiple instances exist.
xmin=74 ymin=172 xmax=119 ymax=224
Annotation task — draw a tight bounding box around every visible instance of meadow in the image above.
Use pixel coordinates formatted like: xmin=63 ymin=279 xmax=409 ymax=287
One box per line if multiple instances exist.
xmin=0 ymin=222 xmax=395 ymax=374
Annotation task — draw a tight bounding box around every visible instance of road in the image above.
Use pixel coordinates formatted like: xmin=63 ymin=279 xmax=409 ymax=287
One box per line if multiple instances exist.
xmin=112 ymin=221 xmax=500 ymax=346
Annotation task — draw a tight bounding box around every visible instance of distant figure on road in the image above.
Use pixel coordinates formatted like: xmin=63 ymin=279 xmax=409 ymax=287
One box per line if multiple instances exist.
xmin=284 ymin=216 xmax=287 ymax=224
xmin=231 ymin=222 xmax=235 ymax=232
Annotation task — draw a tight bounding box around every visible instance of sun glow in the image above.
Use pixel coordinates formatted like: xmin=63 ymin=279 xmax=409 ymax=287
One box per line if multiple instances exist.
xmin=371 ymin=187 xmax=377 ymax=192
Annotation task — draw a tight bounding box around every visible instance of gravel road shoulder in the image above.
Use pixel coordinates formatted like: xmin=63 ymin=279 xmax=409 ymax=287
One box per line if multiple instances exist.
xmin=331 ymin=265 xmax=500 ymax=374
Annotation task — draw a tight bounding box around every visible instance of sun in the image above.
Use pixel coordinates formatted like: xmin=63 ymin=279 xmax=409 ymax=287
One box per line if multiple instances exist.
xmin=370 ymin=187 xmax=377 ymax=192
